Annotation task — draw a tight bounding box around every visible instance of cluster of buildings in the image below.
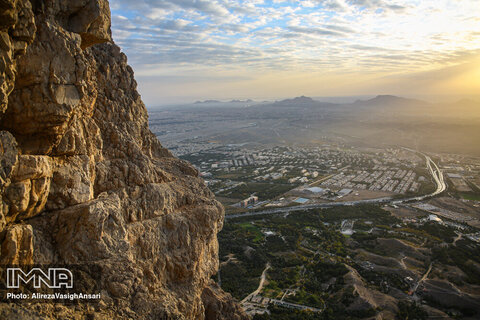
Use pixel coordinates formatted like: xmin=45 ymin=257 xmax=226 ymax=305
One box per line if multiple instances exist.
xmin=189 ymin=145 xmax=376 ymax=174
xmin=243 ymin=295 xmax=322 ymax=317
xmin=240 ymin=196 xmax=259 ymax=208
xmin=439 ymin=154 xmax=480 ymax=195
xmin=166 ymin=142 xmax=219 ymax=156
xmin=412 ymin=203 xmax=474 ymax=223
xmin=182 ymin=145 xmax=441 ymax=204
xmin=321 ymin=168 xmax=420 ymax=194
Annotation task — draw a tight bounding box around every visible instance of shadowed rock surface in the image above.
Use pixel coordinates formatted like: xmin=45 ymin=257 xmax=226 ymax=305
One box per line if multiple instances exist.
xmin=0 ymin=0 xmax=247 ymax=319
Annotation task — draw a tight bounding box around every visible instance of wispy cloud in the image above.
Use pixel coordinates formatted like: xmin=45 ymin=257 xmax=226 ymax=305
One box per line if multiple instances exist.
xmin=109 ymin=0 xmax=480 ymax=104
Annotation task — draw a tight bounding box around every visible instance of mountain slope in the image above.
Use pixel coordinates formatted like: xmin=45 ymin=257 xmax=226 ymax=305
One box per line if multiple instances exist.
xmin=0 ymin=0 xmax=246 ymax=319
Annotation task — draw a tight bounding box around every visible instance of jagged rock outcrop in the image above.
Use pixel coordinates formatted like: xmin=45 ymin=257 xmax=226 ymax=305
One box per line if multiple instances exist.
xmin=0 ymin=0 xmax=247 ymax=319
xmin=202 ymin=281 xmax=249 ymax=320
xmin=0 ymin=0 xmax=36 ymax=115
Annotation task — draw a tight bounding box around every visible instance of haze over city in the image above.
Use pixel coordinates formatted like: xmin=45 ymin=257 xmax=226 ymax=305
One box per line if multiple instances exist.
xmin=110 ymin=0 xmax=480 ymax=105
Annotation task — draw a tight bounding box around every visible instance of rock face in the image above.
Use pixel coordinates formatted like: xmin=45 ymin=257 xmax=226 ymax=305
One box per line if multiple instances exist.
xmin=0 ymin=0 xmax=247 ymax=319
xmin=202 ymin=281 xmax=250 ymax=320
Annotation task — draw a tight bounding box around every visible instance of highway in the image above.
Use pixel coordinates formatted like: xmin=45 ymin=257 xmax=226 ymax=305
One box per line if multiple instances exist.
xmin=392 ymin=152 xmax=446 ymax=204
xmin=226 ymin=151 xmax=446 ymax=220
xmin=226 ymin=196 xmax=392 ymax=219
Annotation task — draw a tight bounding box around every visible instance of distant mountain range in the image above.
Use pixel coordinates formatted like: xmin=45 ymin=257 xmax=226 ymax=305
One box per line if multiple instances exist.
xmin=351 ymin=95 xmax=428 ymax=106
xmin=192 ymin=95 xmax=478 ymax=109
xmin=194 ymin=100 xmax=222 ymax=104
xmin=274 ymin=95 xmax=316 ymax=105
xmin=230 ymin=99 xmax=254 ymax=103
xmin=273 ymin=94 xmax=428 ymax=107
xmin=159 ymin=94 xmax=479 ymax=157
xmin=194 ymin=99 xmax=254 ymax=104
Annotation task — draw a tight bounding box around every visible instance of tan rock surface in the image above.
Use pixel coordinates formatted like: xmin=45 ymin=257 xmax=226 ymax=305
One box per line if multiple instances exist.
xmin=202 ymin=281 xmax=249 ymax=320
xmin=0 ymin=224 xmax=33 ymax=265
xmin=0 ymin=1 xmax=246 ymax=319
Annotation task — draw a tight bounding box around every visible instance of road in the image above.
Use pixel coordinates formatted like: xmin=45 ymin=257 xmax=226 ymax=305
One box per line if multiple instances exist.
xmin=413 ymin=262 xmax=433 ymax=294
xmin=241 ymin=262 xmax=322 ymax=315
xmin=453 ymin=231 xmax=462 ymax=245
xmin=269 ymin=298 xmax=323 ymax=312
xmin=426 ymin=155 xmax=447 ymax=196
xmin=393 ymin=149 xmax=446 ymax=204
xmin=241 ymin=263 xmax=271 ymax=303
xmin=308 ymin=174 xmax=334 ymax=187
xmin=227 ymin=151 xmax=446 ymax=221
xmin=226 ymin=197 xmax=392 ymax=219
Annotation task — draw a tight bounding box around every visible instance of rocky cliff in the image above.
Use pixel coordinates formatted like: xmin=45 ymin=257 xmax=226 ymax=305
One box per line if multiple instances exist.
xmin=0 ymin=0 xmax=247 ymax=319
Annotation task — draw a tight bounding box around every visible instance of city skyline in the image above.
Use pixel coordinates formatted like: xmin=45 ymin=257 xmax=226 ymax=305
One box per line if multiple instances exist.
xmin=110 ymin=0 xmax=480 ymax=105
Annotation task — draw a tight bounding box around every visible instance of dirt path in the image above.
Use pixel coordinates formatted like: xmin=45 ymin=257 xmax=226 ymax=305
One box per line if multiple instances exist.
xmin=453 ymin=232 xmax=462 ymax=245
xmin=241 ymin=263 xmax=271 ymax=303
xmin=413 ymin=262 xmax=433 ymax=293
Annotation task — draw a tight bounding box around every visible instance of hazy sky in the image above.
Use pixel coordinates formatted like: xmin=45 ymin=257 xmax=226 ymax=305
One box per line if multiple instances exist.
xmin=109 ymin=0 xmax=480 ymax=106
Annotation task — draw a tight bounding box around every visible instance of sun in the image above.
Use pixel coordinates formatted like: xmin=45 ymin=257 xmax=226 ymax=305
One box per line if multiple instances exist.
xmin=452 ymin=57 xmax=480 ymax=92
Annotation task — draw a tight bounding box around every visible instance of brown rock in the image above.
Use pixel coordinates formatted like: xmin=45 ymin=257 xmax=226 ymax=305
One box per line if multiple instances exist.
xmin=0 ymin=0 xmax=35 ymax=114
xmin=0 ymin=130 xmax=17 ymax=189
xmin=4 ymin=179 xmax=31 ymax=221
xmin=2 ymin=154 xmax=52 ymax=223
xmin=0 ymin=224 xmax=33 ymax=265
xmin=0 ymin=0 xmax=245 ymax=319
xmin=13 ymin=155 xmax=52 ymax=181
xmin=202 ymin=281 xmax=249 ymax=320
